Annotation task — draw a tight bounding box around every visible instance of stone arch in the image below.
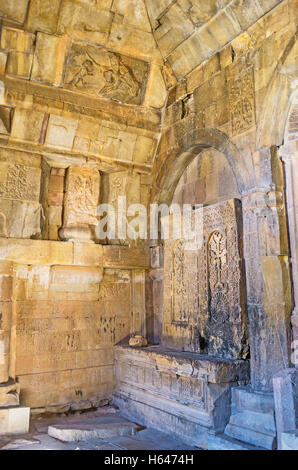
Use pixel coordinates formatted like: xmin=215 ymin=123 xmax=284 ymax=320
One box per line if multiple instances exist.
xmin=257 ymin=34 xmax=297 ymax=149
xmin=151 ymin=126 xmax=253 ymax=205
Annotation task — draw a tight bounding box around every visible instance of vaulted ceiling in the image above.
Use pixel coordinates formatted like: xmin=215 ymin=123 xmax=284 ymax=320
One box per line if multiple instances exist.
xmin=0 ymin=0 xmax=283 ymax=109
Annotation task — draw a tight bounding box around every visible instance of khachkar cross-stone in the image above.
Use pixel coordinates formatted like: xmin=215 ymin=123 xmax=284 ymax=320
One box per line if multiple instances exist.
xmin=59 ymin=166 xmax=100 ymax=243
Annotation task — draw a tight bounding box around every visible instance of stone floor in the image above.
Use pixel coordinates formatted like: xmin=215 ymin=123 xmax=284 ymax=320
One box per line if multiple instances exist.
xmin=0 ymin=407 xmax=199 ymax=451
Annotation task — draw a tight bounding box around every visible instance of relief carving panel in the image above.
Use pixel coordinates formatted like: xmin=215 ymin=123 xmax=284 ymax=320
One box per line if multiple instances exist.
xmin=64 ymin=43 xmax=149 ymax=105
xmin=163 ymin=199 xmax=248 ymax=360
xmin=59 ymin=166 xmax=100 ymax=242
xmin=0 ymin=163 xmax=41 ymax=201
xmin=228 ymin=68 xmax=255 ymax=136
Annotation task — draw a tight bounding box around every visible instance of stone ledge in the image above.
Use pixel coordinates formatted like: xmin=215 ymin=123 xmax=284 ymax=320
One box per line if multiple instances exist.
xmin=115 ymin=344 xmax=250 ymax=384
xmin=0 ymin=239 xmax=150 ymax=268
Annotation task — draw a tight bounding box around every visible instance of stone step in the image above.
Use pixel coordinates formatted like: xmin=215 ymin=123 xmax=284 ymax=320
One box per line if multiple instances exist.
xmin=228 ymin=410 xmax=276 ymax=435
xmin=48 ymin=418 xmax=141 ymax=443
xmin=281 ymin=431 xmax=298 ymax=450
xmin=225 ymin=422 xmax=276 ymax=450
xmin=231 ymin=387 xmax=275 ymax=414
xmin=207 ymin=433 xmax=266 ymax=450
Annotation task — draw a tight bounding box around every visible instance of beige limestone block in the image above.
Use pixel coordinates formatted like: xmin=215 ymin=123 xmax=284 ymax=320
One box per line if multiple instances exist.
xmin=0 ymin=0 xmax=29 ymax=23
xmin=153 ymin=2 xmax=194 ymax=58
xmin=145 ymin=0 xmax=174 ymax=27
xmin=10 ymin=107 xmax=44 ymax=143
xmin=108 ymin=20 xmax=162 ymax=63
xmin=31 ymin=33 xmax=68 ymax=86
xmin=133 ymin=135 xmax=157 ymax=164
xmin=91 ymin=126 xmax=137 ymax=162
xmin=26 ymin=0 xmax=61 ymax=34
xmin=73 ymin=243 xmax=103 ymax=267
xmin=58 ymin=0 xmax=113 ymax=44
xmin=45 ymin=114 xmax=78 ymax=151
xmin=6 ymin=51 xmax=33 ymax=78
xmin=0 ymin=161 xmax=41 ymax=201
xmin=49 ymin=266 xmax=103 ymax=297
xmin=103 ymin=246 xmax=150 ymax=269
xmin=60 ymin=166 xmax=100 ymax=243
xmin=0 ymin=239 xmax=73 ymax=266
xmin=1 ymin=27 xmax=34 ymax=53
xmin=48 ymin=206 xmax=62 ymax=226
xmin=145 ymin=65 xmax=168 ymax=109
xmin=0 ymin=51 xmax=7 ymax=74
xmin=111 ymin=0 xmax=152 ymax=32
xmin=0 ymin=200 xmax=42 ymax=239
xmin=0 ymin=407 xmax=30 ymax=436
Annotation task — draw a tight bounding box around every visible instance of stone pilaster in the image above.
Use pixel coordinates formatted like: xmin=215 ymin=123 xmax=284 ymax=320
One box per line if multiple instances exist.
xmin=242 ymin=187 xmax=292 ymax=392
xmin=279 ymin=142 xmax=298 ymax=353
xmin=59 ymin=165 xmax=100 ymax=243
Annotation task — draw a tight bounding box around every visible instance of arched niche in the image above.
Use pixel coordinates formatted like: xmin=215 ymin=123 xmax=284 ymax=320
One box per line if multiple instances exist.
xmin=159 ymin=142 xmax=248 ymax=360
xmin=151 ymin=127 xmax=253 ymax=207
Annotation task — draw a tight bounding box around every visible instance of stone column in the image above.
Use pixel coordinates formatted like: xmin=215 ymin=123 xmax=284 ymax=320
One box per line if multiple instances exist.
xmin=129 ymin=269 xmax=147 ymax=347
xmin=59 ymin=166 xmax=100 ymax=243
xmin=242 ymin=188 xmax=292 ymax=392
xmin=279 ymin=142 xmax=298 ymax=353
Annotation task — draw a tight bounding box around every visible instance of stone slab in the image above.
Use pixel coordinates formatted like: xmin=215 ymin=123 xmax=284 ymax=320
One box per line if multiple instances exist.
xmin=273 ymin=368 xmax=298 ymax=449
xmin=207 ymin=433 xmax=265 ymax=450
xmin=281 ymin=431 xmax=298 ymax=450
xmin=48 ymin=418 xmax=140 ymax=442
xmin=224 ymin=386 xmax=277 ymax=450
xmin=0 ymin=407 xmax=30 ymax=435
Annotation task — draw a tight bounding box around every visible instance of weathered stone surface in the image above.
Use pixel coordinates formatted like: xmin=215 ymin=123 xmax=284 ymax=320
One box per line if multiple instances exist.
xmin=0 ymin=0 xmax=295 ymax=448
xmin=273 ymin=369 xmax=298 ymax=449
xmin=163 ymin=199 xmax=248 ymax=360
xmin=31 ymin=33 xmax=68 ymax=86
xmin=26 ymin=0 xmax=61 ymax=34
xmin=114 ymin=345 xmax=249 ymax=447
xmin=0 ymin=407 xmax=30 ymax=436
xmin=224 ymin=386 xmax=277 ymax=450
xmin=59 ymin=166 xmax=100 ymax=242
xmin=64 ymin=43 xmax=149 ymax=105
xmin=0 ymin=0 xmax=29 ymax=23
xmin=48 ymin=417 xmax=140 ymax=442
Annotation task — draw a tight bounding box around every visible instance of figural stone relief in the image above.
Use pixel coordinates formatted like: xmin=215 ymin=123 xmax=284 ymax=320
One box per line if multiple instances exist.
xmin=64 ymin=43 xmax=149 ymax=105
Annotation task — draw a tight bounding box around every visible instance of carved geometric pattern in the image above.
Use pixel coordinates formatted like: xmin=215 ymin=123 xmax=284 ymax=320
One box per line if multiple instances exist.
xmin=164 ymin=199 xmax=247 ymax=360
xmin=0 ymin=163 xmax=40 ymax=201
xmin=228 ymin=68 xmax=255 ymax=136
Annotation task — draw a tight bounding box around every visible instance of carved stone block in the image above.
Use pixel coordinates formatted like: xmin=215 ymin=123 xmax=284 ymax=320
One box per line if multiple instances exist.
xmin=228 ymin=67 xmax=255 ymax=136
xmin=59 ymin=166 xmax=100 ymax=243
xmin=64 ymin=43 xmax=149 ymax=105
xmin=163 ymin=199 xmax=248 ymax=360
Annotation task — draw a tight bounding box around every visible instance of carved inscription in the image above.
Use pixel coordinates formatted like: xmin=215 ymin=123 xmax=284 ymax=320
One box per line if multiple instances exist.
xmin=64 ymin=43 xmax=149 ymax=105
xmin=228 ymin=68 xmax=255 ymax=135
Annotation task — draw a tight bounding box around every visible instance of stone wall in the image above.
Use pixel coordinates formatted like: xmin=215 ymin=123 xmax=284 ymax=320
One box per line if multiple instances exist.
xmin=0 ymin=240 xmax=149 ymax=411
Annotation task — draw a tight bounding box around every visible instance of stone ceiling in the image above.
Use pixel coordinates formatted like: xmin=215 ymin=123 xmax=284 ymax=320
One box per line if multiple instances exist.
xmin=0 ymin=0 xmax=283 ymax=108
xmin=0 ymin=0 xmax=285 ymax=175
